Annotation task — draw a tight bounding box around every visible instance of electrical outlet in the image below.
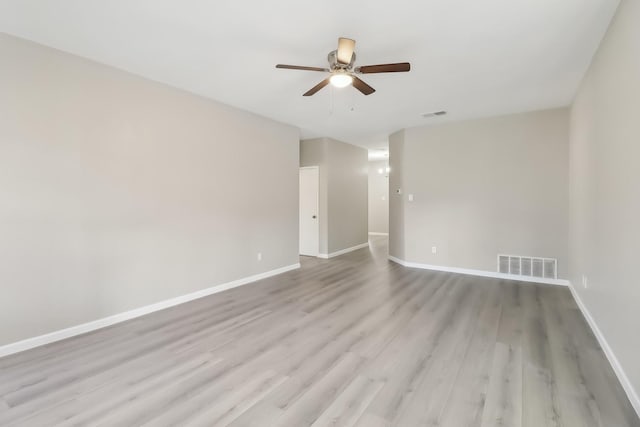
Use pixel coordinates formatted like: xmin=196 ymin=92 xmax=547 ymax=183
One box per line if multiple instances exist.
xmin=432 ymin=246 xmax=437 ymax=254
xmin=582 ymin=274 xmax=588 ymax=289
xmin=257 ymin=252 xmax=262 ymax=262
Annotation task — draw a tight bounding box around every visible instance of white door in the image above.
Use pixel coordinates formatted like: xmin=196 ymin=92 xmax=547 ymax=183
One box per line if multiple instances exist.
xmin=299 ymin=167 xmax=319 ymax=256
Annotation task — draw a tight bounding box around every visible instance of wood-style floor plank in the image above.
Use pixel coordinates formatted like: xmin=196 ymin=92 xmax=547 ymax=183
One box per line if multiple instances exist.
xmin=480 ymin=281 xmax=524 ymax=427
xmin=310 ymin=375 xmax=383 ymax=427
xmin=521 ymin=285 xmax=563 ymax=427
xmin=437 ymin=282 xmax=503 ymax=426
xmin=0 ymin=237 xmax=637 ymax=427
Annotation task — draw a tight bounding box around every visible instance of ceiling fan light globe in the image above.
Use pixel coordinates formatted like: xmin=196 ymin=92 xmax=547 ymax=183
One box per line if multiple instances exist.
xmin=330 ymin=73 xmax=353 ymax=88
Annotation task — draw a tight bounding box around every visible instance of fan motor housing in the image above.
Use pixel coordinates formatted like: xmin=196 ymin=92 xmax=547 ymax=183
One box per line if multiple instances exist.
xmin=328 ymin=50 xmax=356 ymax=71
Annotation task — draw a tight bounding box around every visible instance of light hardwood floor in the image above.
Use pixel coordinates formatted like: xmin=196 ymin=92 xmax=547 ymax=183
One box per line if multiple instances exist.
xmin=0 ymin=237 xmax=638 ymax=426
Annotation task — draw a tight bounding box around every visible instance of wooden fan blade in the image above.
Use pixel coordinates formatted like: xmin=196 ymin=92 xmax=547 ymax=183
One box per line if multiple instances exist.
xmin=337 ymin=37 xmax=356 ymax=64
xmin=356 ymin=62 xmax=411 ymax=74
xmin=352 ymin=76 xmax=375 ymax=95
xmin=276 ymin=64 xmax=330 ymax=72
xmin=303 ymin=78 xmax=331 ymax=96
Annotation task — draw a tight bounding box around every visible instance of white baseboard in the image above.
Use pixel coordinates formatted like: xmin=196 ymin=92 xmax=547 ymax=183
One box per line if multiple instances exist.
xmin=0 ymin=263 xmax=301 ymax=358
xmin=318 ymin=242 xmax=370 ymax=259
xmin=568 ymin=285 xmax=640 ymax=417
xmin=368 ymin=232 xmax=389 ymax=236
xmin=388 ymin=256 xmax=569 ymax=287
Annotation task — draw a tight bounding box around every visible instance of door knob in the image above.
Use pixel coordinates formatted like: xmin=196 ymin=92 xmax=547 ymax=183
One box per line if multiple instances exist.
xmin=312 ymin=215 xmax=317 ymax=219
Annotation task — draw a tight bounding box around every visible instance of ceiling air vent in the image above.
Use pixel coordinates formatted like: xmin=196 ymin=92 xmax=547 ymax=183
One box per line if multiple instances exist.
xmin=422 ymin=111 xmax=447 ymax=118
xmin=498 ymin=254 xmax=557 ymax=279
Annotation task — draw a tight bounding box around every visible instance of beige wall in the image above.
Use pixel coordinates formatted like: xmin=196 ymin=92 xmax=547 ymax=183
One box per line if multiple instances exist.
xmin=300 ymin=137 xmax=368 ymax=255
xmin=569 ymin=0 xmax=640 ymax=398
xmin=368 ymin=160 xmax=389 ymax=234
xmin=326 ymin=139 xmax=368 ymax=253
xmin=390 ymin=109 xmax=570 ymax=278
xmin=0 ymin=34 xmax=300 ymax=346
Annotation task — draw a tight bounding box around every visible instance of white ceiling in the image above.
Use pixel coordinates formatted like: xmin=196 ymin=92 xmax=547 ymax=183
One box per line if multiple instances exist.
xmin=0 ymin=0 xmax=619 ymax=149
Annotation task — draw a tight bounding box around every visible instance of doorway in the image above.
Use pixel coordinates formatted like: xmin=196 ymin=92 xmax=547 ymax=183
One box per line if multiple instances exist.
xmin=299 ymin=166 xmax=319 ymax=256
xmin=368 ymin=160 xmax=389 ymax=236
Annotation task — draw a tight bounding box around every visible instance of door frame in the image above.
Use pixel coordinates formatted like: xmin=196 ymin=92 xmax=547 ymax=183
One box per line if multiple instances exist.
xmin=299 ymin=166 xmax=320 ymax=257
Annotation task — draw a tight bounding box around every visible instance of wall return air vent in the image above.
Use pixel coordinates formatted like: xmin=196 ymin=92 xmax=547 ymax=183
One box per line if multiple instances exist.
xmin=498 ymin=254 xmax=557 ymax=279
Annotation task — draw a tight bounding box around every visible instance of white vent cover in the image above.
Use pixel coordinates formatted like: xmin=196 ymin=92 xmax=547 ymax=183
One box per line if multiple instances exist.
xmin=498 ymin=254 xmax=557 ymax=279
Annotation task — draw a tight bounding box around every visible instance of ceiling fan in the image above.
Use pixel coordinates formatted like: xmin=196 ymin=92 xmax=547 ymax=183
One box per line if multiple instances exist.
xmin=276 ymin=37 xmax=411 ymax=96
